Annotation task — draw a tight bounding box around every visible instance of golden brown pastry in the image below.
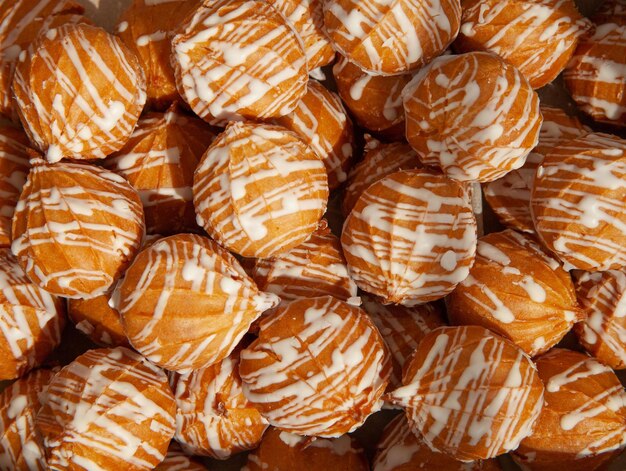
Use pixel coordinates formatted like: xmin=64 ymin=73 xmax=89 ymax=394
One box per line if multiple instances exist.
xmin=455 ymin=0 xmax=591 ymax=89
xmin=251 ymin=221 xmax=357 ymax=303
xmin=118 ymin=234 xmax=279 ymax=372
xmin=0 ymin=124 xmax=31 ymax=247
xmin=11 ymin=159 xmax=145 ymax=299
xmin=343 ymin=138 xmax=420 ymax=216
xmin=323 ymin=0 xmax=461 ymax=74
xmin=12 ymin=23 xmax=146 ymax=162
xmin=171 ymin=350 xmax=268 ymax=459
xmin=116 ymin=0 xmax=199 ymax=109
xmin=0 ymin=0 xmax=87 ymax=120
xmin=531 ymin=132 xmax=626 ymax=271
xmin=484 ymin=106 xmax=589 ymax=233
xmin=388 ymin=325 xmax=544 ymax=462
xmin=37 ymin=347 xmax=176 ymax=471
xmin=332 ymin=56 xmax=412 ymax=136
xmin=193 ymin=121 xmax=328 ymax=258
xmin=171 ymin=0 xmax=308 ymax=125
xmin=0 ymin=248 xmax=65 ymax=381
xmin=574 ymin=270 xmax=626 ymax=369
xmin=564 ymin=22 xmax=626 ymax=126
xmin=0 ymin=368 xmax=57 ymax=470
xmin=341 ymin=169 xmax=477 ymax=305
xmin=513 ymin=349 xmax=626 ymax=470
xmin=239 ymin=296 xmax=391 ymax=437
xmin=243 ymin=428 xmax=369 ymax=471
xmin=404 ymin=51 xmax=542 ymax=182
xmin=105 ymin=105 xmax=217 ymax=235
xmin=447 ymin=229 xmax=583 ymax=356
xmin=273 ymin=79 xmax=354 ymax=190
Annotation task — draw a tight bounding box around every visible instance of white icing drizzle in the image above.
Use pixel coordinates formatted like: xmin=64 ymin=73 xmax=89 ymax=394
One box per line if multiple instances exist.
xmin=531 ymin=132 xmax=626 ymax=271
xmin=0 ymin=0 xmax=86 ymax=116
xmin=343 ymin=139 xmax=419 ymax=215
xmin=252 ymin=222 xmax=357 ymax=303
xmin=449 ymin=229 xmax=580 ymax=356
xmin=265 ymin=0 xmax=335 ymax=70
xmin=516 ymin=349 xmax=626 ymax=462
xmin=323 ymin=0 xmax=461 ymax=74
xmin=239 ymin=296 xmax=390 ymax=437
xmin=361 ymin=295 xmax=444 ymax=389
xmin=341 ymin=169 xmax=477 ymax=306
xmin=0 ymin=248 xmax=64 ymax=379
xmin=404 ymin=51 xmax=542 ymax=183
xmin=12 ymin=23 xmax=146 ymax=161
xmin=118 ymin=234 xmax=279 ymax=372
xmin=458 ymin=0 xmax=590 ymax=88
xmin=0 ymin=368 xmax=55 ymax=470
xmin=105 ymin=107 xmax=215 ymax=235
xmin=275 ymin=79 xmax=353 ymax=188
xmin=564 ymin=22 xmax=626 ymax=123
xmin=193 ymin=121 xmax=328 ymax=258
xmin=171 ymin=0 xmax=308 ymax=125
xmin=332 ymin=55 xmax=413 ymax=132
xmin=37 ymin=347 xmax=176 ymax=470
xmin=388 ymin=326 xmax=544 ymax=462
xmin=172 ymin=352 xmax=268 ymax=459
xmin=154 ymin=449 xmax=206 ymax=471
xmin=11 ymin=159 xmax=145 ymax=299
xmin=0 ymin=126 xmax=31 ymax=246
xmin=576 ymin=270 xmax=626 ymax=369
xmin=484 ymin=106 xmax=589 ymax=234
xmin=373 ymin=414 xmax=488 ymax=470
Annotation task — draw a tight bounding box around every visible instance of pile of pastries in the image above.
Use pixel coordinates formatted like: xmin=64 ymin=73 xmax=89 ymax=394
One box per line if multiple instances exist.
xmin=0 ymin=0 xmax=625 ymax=469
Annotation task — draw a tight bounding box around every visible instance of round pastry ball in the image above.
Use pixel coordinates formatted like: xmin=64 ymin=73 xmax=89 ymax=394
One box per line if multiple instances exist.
xmin=67 ymin=295 xmax=129 ymax=347
xmin=265 ymin=0 xmax=334 ymax=72
xmin=273 ymin=79 xmax=354 ymax=190
xmin=531 ymin=132 xmax=626 ymax=271
xmin=373 ymin=414 xmax=501 ymax=471
xmin=455 ymin=0 xmax=590 ymax=89
xmin=0 ymin=0 xmax=87 ymax=120
xmin=323 ymin=0 xmax=461 ymax=75
xmin=0 ymin=368 xmax=56 ymax=470
xmin=447 ymin=229 xmax=583 ymax=357
xmin=362 ymin=295 xmax=446 ymax=389
xmin=12 ymin=23 xmax=146 ymax=163
xmin=11 ymin=159 xmax=145 ymax=299
xmin=484 ymin=106 xmax=589 ymax=234
xmin=342 ymin=138 xmax=420 ymax=216
xmin=513 ymin=349 xmax=626 ymax=471
xmin=193 ymin=121 xmax=328 ymax=258
xmin=37 ymin=347 xmax=176 ymax=471
xmin=171 ymin=350 xmax=268 ymax=459
xmin=0 ymin=124 xmax=31 ymax=247
xmin=105 ymin=106 xmax=217 ymax=235
xmin=0 ymin=248 xmax=65 ymax=380
xmin=341 ymin=169 xmax=477 ymax=306
xmin=118 ymin=234 xmax=280 ymax=372
xmin=116 ymin=0 xmax=199 ymax=110
xmin=389 ymin=326 xmax=544 ymax=462
xmin=171 ymin=0 xmax=308 ymax=126
xmin=332 ymin=56 xmax=412 ymax=136
xmin=243 ymin=428 xmax=369 ymax=471
xmin=404 ymin=52 xmax=542 ymax=182
xmin=564 ymin=23 xmax=626 ymax=126
xmin=239 ymin=296 xmax=391 ymax=437
xmin=155 ymin=448 xmax=207 ymax=471
xmin=592 ymin=0 xmax=626 ymax=25
xmin=251 ymin=221 xmax=357 ymax=303
xmin=575 ymin=270 xmax=626 ymax=370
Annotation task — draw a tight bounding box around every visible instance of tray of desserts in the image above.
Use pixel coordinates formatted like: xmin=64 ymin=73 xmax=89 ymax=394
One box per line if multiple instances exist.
xmin=0 ymin=0 xmax=625 ymax=470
